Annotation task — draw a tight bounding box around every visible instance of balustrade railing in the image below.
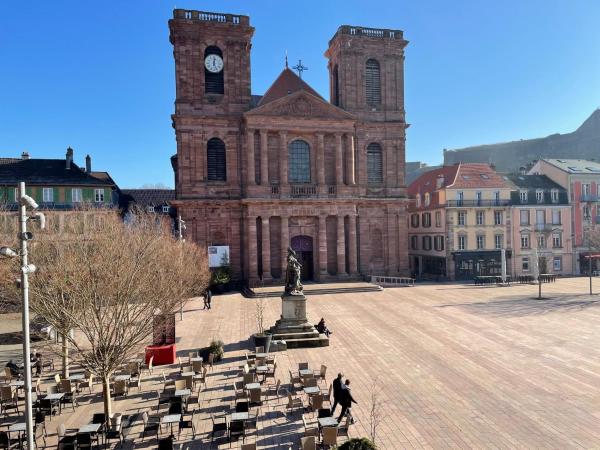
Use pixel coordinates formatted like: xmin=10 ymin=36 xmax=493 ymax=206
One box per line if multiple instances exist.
xmin=290 ymin=184 xmax=317 ymax=198
xmin=173 ymin=9 xmax=248 ymax=25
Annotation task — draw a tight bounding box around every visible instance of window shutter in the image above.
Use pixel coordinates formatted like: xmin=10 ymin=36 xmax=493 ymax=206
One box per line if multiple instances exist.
xmin=365 ymin=59 xmax=381 ymax=105
xmin=367 ymin=143 xmax=383 ymax=184
xmin=207 ymin=138 xmax=227 ymax=181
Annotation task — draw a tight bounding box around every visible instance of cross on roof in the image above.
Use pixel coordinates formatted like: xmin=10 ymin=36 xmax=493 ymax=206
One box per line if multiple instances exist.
xmin=292 ymin=59 xmax=308 ymax=79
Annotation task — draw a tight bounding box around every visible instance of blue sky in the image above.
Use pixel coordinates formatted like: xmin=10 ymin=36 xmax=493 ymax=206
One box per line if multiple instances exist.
xmin=1 ymin=1 xmax=599 ymax=188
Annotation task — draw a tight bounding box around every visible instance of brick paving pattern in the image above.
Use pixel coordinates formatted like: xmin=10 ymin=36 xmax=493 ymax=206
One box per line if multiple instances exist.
xmin=1 ymin=278 xmax=600 ymax=448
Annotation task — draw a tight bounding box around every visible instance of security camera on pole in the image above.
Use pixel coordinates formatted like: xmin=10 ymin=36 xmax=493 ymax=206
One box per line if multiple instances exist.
xmin=0 ymin=182 xmax=45 ymax=450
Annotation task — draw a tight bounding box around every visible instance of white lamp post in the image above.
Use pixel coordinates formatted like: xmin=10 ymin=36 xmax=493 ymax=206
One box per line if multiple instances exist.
xmin=1 ymin=182 xmax=45 ymax=450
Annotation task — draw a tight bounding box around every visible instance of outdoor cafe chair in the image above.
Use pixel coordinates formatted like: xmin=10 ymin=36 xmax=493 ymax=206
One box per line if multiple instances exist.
xmin=255 ymin=346 xmax=264 ymax=354
xmin=188 ymin=351 xmax=198 ymax=363
xmin=56 ymin=423 xmax=77 ymax=450
xmin=207 ymin=352 xmax=215 ymax=370
xmin=304 ymin=377 xmax=318 ymax=388
xmin=321 ymin=426 xmax=338 ymax=448
xmin=309 ymin=393 xmax=324 ymax=411
xmin=264 ymin=379 xmax=282 ymax=401
xmin=318 ymin=408 xmax=332 ymax=419
xmin=140 ymin=355 xmax=154 ymax=375
xmin=0 ymin=431 xmax=19 ymax=450
xmin=178 ymin=410 xmax=196 ymax=439
xmin=314 ymin=364 xmax=327 ymax=384
xmin=248 ymin=387 xmax=262 ymax=410
xmin=129 ymin=373 xmax=143 ymax=391
xmin=141 ymin=411 xmax=160 ymax=442
xmin=54 ymin=374 xmax=61 ymax=385
xmin=285 ymin=391 xmax=304 ymax=416
xmin=302 ymin=414 xmax=318 ymax=437
xmin=192 ymin=360 xmax=203 ymax=374
xmin=243 ymin=372 xmax=255 ymax=386
xmin=298 ymin=362 xmax=309 ymax=371
xmin=75 ymin=432 xmax=93 ymax=450
xmin=234 ymin=382 xmax=247 ymax=401
xmin=235 ymin=400 xmax=249 ymax=413
xmin=174 ymin=379 xmax=186 ymax=391
xmin=0 ymin=386 xmax=19 ymax=415
xmin=289 ymin=369 xmax=301 ymax=389
xmin=113 ymin=380 xmax=128 ymax=398
xmin=194 ymin=367 xmax=208 ymax=389
xmin=158 ymin=436 xmax=173 ymax=450
xmin=300 ymin=436 xmax=317 ymax=450
xmin=265 ymin=362 xmax=277 ymax=382
xmin=229 ymin=419 xmax=246 ymax=445
xmin=210 ymin=413 xmax=227 ymax=444
xmin=2 ymin=368 xmax=14 ymax=384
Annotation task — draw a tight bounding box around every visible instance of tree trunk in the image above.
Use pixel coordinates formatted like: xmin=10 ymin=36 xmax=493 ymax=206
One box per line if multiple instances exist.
xmin=61 ymin=333 xmax=69 ymax=378
xmin=102 ymin=375 xmax=112 ymax=423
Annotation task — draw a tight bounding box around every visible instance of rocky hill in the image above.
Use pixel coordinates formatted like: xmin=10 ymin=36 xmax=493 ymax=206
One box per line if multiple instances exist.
xmin=443 ymin=109 xmax=600 ymax=172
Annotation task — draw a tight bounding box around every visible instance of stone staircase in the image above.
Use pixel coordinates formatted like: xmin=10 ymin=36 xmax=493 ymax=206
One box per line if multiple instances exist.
xmin=242 ymin=281 xmax=383 ymax=298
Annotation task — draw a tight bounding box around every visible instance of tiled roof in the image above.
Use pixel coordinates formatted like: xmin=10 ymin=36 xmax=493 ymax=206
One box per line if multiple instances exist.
xmin=0 ymin=158 xmax=114 ymax=186
xmin=542 ymin=159 xmax=600 ymax=174
xmin=507 ymin=174 xmax=565 ymax=190
xmin=407 ymin=165 xmax=459 ymax=196
xmin=120 ymin=189 xmax=175 ymax=207
xmin=448 ymin=163 xmax=510 ymax=189
xmin=257 ymin=68 xmax=323 ymax=107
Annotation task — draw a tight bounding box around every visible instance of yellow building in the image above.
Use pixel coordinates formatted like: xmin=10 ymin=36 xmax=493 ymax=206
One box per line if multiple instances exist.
xmin=408 ymin=163 xmax=512 ymax=280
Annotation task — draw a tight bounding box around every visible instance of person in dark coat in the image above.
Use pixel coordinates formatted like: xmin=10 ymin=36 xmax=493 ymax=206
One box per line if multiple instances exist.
xmin=330 ymin=373 xmax=343 ymax=415
xmin=337 ymin=379 xmax=358 ymax=422
xmin=206 ymin=289 xmax=212 ymax=309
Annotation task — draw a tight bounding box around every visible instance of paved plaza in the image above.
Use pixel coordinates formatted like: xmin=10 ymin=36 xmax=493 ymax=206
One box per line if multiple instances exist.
xmin=2 ymin=278 xmax=600 ymax=448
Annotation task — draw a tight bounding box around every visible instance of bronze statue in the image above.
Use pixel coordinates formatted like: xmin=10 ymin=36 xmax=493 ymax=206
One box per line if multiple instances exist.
xmin=284 ymin=247 xmax=303 ymax=295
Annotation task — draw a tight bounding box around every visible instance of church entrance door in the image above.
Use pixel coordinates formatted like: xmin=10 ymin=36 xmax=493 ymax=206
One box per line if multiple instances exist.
xmin=291 ymin=235 xmax=314 ymax=281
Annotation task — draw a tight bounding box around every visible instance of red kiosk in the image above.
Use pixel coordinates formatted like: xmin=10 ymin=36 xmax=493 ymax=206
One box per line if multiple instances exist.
xmin=145 ymin=314 xmax=176 ymax=365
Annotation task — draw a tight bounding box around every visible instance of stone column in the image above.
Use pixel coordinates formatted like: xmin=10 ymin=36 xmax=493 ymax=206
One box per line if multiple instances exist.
xmin=279 ymin=130 xmax=288 ymax=185
xmin=248 ymin=216 xmax=258 ymax=281
xmin=335 ymin=133 xmax=344 ymax=186
xmin=281 ymin=215 xmax=289 ymax=278
xmin=347 ymin=134 xmax=356 ymax=185
xmin=261 ymin=216 xmax=271 ymax=280
xmin=337 ymin=215 xmax=346 ymax=275
xmin=318 ymin=215 xmax=328 ymax=277
xmin=348 ymin=214 xmax=358 ymax=274
xmin=260 ymin=129 xmax=269 ymax=186
xmin=317 ymin=133 xmax=325 ymax=186
xmin=247 ymin=130 xmax=256 ymax=186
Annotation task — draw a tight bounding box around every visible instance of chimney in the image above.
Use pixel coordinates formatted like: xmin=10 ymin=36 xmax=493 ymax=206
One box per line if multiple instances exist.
xmin=21 ymin=151 xmax=30 ymax=160
xmin=85 ymin=154 xmax=92 ymax=173
xmin=66 ymin=147 xmax=74 ymax=169
xmin=519 ymin=166 xmax=527 ymax=175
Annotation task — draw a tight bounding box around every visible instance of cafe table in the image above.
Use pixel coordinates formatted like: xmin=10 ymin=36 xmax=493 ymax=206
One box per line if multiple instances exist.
xmin=245 ymin=382 xmax=260 ymax=391
xmin=318 ymin=416 xmax=339 ymax=428
xmin=161 ymin=414 xmax=181 ymax=435
xmin=8 ymin=422 xmax=26 ymax=447
xmin=44 ymin=392 xmax=65 ymax=414
xmin=230 ymin=412 xmax=249 ymax=421
xmin=303 ymin=386 xmax=320 ymax=396
xmin=190 ymin=357 xmax=203 ymax=363
xmin=174 ymin=389 xmax=191 ymax=398
xmin=299 ymin=369 xmax=313 ymax=377
xmin=114 ymin=374 xmax=131 ymax=382
xmin=255 ymin=352 xmax=268 ymax=359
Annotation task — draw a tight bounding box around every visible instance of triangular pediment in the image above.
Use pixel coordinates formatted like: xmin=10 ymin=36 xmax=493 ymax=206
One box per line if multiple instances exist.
xmin=245 ymin=90 xmax=355 ymax=121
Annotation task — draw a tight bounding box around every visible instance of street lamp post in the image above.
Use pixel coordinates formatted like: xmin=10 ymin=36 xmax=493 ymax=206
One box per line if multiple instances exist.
xmin=0 ymin=182 xmax=45 ymax=450
xmin=177 ymin=215 xmax=186 ymax=320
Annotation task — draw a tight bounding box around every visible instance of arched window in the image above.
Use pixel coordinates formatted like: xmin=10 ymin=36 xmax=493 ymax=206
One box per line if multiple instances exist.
xmin=332 ymin=64 xmax=339 ymax=106
xmin=207 ymin=138 xmax=226 ymax=181
xmin=367 ymin=143 xmax=383 ymax=184
xmin=288 ymin=140 xmax=311 ymax=183
xmin=204 ymin=46 xmax=224 ymax=94
xmin=365 ymin=59 xmax=381 ymax=106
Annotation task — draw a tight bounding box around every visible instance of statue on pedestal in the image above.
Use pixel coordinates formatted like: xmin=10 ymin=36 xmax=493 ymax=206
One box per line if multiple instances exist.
xmin=284 ymin=247 xmax=303 ymax=295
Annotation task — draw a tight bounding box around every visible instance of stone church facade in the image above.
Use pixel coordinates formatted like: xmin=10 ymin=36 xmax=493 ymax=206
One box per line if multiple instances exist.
xmin=169 ymin=9 xmax=410 ymax=285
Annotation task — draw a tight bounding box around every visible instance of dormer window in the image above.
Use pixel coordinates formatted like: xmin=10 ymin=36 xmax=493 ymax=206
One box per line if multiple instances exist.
xmin=519 ymin=190 xmax=528 ymax=203
xmin=551 ymin=189 xmax=559 ymax=203
xmin=536 ymin=190 xmax=544 ymax=203
xmin=424 ymin=193 xmax=430 ymax=207
xmin=415 ymin=194 xmax=421 ymax=208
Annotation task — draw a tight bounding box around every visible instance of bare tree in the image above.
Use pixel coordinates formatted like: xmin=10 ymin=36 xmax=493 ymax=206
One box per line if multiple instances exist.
xmin=255 ymin=297 xmax=266 ymax=335
xmin=21 ymin=211 xmax=209 ymax=420
xmin=368 ymin=377 xmax=385 ymax=446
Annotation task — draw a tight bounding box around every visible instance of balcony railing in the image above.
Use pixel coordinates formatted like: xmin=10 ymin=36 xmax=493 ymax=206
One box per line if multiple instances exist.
xmin=173 ymin=9 xmax=248 ymax=25
xmin=534 ymin=223 xmax=553 ymax=232
xmin=290 ymin=184 xmax=317 ymax=198
xmin=581 ymin=194 xmax=600 ymax=202
xmin=446 ymin=200 xmax=510 ymax=207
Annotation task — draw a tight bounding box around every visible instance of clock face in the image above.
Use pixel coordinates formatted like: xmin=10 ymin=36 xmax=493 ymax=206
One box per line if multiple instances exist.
xmin=205 ymin=54 xmax=224 ymax=73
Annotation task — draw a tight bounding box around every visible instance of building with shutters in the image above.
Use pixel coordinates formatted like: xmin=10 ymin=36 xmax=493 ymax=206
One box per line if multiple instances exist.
xmin=168 ymin=9 xmax=411 ymax=285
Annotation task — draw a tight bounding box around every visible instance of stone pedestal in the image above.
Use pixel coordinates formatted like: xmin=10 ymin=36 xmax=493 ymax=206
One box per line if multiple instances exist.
xmin=269 ymin=292 xmax=329 ymax=348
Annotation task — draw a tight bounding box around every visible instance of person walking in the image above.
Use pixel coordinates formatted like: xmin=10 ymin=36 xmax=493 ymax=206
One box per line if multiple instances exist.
xmin=337 ymin=379 xmax=357 ymax=422
xmin=206 ymin=288 xmax=212 ymax=310
xmin=330 ymin=373 xmax=343 ymax=415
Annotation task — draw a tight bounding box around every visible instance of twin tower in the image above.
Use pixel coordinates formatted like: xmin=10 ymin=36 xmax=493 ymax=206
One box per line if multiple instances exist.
xmin=169 ymin=9 xmax=410 ymax=284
